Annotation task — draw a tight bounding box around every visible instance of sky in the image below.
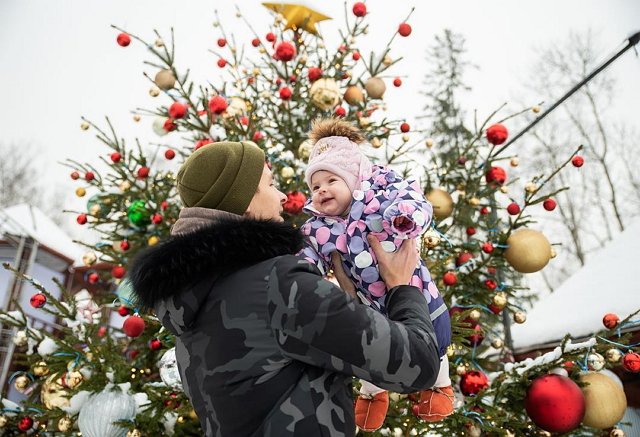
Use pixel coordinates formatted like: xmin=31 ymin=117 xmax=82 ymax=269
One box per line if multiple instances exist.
xmin=0 ymin=0 xmax=639 ymax=239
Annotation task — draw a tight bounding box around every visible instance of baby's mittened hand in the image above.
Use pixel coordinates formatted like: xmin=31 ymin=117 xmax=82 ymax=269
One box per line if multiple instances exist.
xmin=393 ymin=215 xmax=414 ymax=233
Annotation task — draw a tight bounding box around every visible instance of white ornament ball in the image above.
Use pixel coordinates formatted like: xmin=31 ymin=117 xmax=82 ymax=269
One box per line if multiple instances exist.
xmin=78 ymin=390 xmax=137 ymax=437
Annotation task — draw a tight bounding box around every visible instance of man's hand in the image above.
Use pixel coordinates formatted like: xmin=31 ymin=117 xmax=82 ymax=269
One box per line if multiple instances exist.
xmin=367 ymin=235 xmax=419 ymax=289
xmin=330 ymin=252 xmax=357 ymax=298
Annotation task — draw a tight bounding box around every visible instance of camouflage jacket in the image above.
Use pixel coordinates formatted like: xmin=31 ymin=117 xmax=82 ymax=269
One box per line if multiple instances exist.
xmin=129 ymin=214 xmax=441 ymax=436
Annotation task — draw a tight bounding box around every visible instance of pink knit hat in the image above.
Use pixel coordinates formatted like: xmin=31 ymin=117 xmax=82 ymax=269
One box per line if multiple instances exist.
xmin=305 ymin=136 xmax=373 ymax=192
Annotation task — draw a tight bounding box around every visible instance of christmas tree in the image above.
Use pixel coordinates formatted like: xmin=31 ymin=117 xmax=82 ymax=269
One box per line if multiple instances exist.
xmin=1 ymin=3 xmax=638 ymax=436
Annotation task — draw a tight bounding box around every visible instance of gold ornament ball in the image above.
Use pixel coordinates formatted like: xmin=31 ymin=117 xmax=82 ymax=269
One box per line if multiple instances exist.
xmin=382 ymin=55 xmax=393 ymax=66
xmin=513 ymin=311 xmax=527 ymax=324
xmin=82 ymin=251 xmax=97 ymax=267
xmin=371 ymin=138 xmax=382 ymax=149
xmin=119 ymin=180 xmax=132 ymax=192
xmin=80 ymin=121 xmax=90 ymax=131
xmin=149 ymin=87 xmax=160 ymax=97
xmin=500 ymin=185 xmax=509 ymax=194
xmin=14 ymin=375 xmax=30 ymax=391
xmin=64 ymin=371 xmax=83 ymax=389
xmin=425 ymin=138 xmax=434 ymax=148
xmin=468 ymin=197 xmax=481 ymax=207
xmin=532 ymin=105 xmax=541 ymax=113
xmin=0 ymin=415 xmax=6 ymax=427
xmin=280 ymin=166 xmax=295 ymax=179
xmin=57 ymin=417 xmax=73 ymax=432
xmin=155 ymin=39 xmax=165 ymax=48
xmin=610 ymin=429 xmax=625 ymax=437
xmin=148 ymin=236 xmax=160 ymax=246
xmin=504 ymin=229 xmax=552 ymax=273
xmin=75 ymin=187 xmax=86 ymax=198
xmin=344 ymin=85 xmax=364 ymax=106
xmin=426 ymin=189 xmax=454 ymax=220
xmin=133 ymin=114 xmax=141 ymax=122
xmin=126 ymin=430 xmax=143 ymax=437
xmin=446 ymin=344 xmax=456 ymax=358
xmin=468 ymin=309 xmax=481 ymax=321
xmin=401 ymin=134 xmax=410 ymax=143
xmin=41 ymin=375 xmax=70 ymax=409
xmin=33 ymin=361 xmax=49 ymax=377
xmin=510 ymin=157 xmax=519 ymax=167
xmin=456 ymin=364 xmax=468 ymax=376
xmin=298 ymin=140 xmax=313 ymax=160
xmin=177 ymin=416 xmax=185 ymax=424
xmin=309 ymin=78 xmax=341 ymax=111
xmin=525 ymin=182 xmax=538 ymax=193
xmin=422 ymin=229 xmax=441 ymax=249
xmin=605 ymin=348 xmax=623 ymax=363
xmin=154 ymin=69 xmax=176 ymax=91
xmin=359 ymin=117 xmax=371 ymax=127
xmin=493 ymin=292 xmax=508 ymax=308
xmin=89 ymin=204 xmax=102 ymax=216
xmin=491 ymin=338 xmax=504 ymax=349
xmin=364 ymin=77 xmax=386 ymax=99
xmin=580 ymin=371 xmax=627 ymax=429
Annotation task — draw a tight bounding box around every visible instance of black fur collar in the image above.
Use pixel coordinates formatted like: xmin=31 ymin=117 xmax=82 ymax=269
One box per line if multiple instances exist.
xmin=128 ymin=218 xmax=304 ymax=310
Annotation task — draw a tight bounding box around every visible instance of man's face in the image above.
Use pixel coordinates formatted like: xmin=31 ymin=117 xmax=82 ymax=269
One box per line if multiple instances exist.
xmin=245 ymin=164 xmax=287 ymax=222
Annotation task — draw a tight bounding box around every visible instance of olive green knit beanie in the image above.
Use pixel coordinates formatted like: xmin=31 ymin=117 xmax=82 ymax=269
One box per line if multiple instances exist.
xmin=176 ymin=141 xmax=265 ymax=215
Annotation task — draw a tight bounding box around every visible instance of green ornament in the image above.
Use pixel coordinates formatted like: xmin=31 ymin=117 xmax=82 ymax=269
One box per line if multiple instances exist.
xmin=86 ymin=195 xmax=112 ymax=218
xmin=127 ymin=200 xmax=151 ymax=227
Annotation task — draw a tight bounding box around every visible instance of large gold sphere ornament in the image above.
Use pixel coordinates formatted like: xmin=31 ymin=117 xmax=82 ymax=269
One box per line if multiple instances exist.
xmin=504 ymin=229 xmax=552 ymax=273
xmin=41 ymin=375 xmax=70 ymax=409
xmin=154 ymin=69 xmax=176 ymax=91
xmin=280 ymin=166 xmax=295 ymax=179
xmin=605 ymin=348 xmax=623 ymax=363
xmin=224 ymin=97 xmax=248 ymax=118
xmin=493 ymin=292 xmax=508 ymax=309
xmin=57 ymin=417 xmax=73 ymax=432
xmin=513 ymin=311 xmax=527 ymax=324
xmin=344 ymin=85 xmax=364 ymax=106
xmin=580 ymin=371 xmax=627 ymax=429
xmin=82 ymin=251 xmax=97 ymax=267
xmin=364 ymin=77 xmax=386 ymax=99
xmin=309 ymin=78 xmax=340 ymax=111
xmin=426 ymin=189 xmax=454 ymax=221
xmin=33 ymin=361 xmax=49 ymax=377
xmin=298 ymin=140 xmax=313 ymax=160
xmin=14 ymin=375 xmax=30 ymax=392
xmin=422 ymin=229 xmax=441 ymax=249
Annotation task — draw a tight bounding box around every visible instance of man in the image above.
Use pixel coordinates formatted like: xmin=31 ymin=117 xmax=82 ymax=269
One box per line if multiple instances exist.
xmin=129 ymin=141 xmax=441 ymax=436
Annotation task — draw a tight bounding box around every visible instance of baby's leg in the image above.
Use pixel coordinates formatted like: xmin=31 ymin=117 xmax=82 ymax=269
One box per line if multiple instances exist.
xmin=355 ymin=380 xmax=389 ymax=431
xmin=359 ymin=379 xmax=386 ymax=397
xmin=433 ymin=354 xmax=452 ymax=388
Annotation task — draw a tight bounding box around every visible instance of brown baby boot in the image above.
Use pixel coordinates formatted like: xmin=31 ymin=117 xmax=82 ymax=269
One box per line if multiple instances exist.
xmin=354 ymin=391 xmax=389 ymax=431
xmin=417 ymin=385 xmax=455 ymax=422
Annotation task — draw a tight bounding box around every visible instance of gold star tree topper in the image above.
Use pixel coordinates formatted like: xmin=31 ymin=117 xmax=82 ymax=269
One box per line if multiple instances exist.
xmin=262 ymin=3 xmax=331 ymax=34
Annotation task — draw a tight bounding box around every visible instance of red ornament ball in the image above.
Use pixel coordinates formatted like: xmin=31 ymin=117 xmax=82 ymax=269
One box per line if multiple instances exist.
xmin=308 ymin=67 xmax=323 ymax=82
xmin=506 ymin=202 xmax=520 ymax=215
xmin=393 ymin=77 xmax=402 ymax=87
xmin=484 ymin=279 xmax=497 ymax=290
xmin=116 ymin=33 xmax=131 ymax=47
xmin=466 ymin=227 xmax=476 ymax=236
xmin=486 ymin=123 xmax=509 ymax=145
xmin=289 ymin=74 xmax=297 ymax=83
xmin=524 ymin=374 xmax=585 ymax=433
xmin=110 ymin=152 xmax=122 ymax=163
xmin=480 ymin=206 xmax=489 ymax=215
xmin=279 ymin=87 xmax=293 ymax=100
xmin=111 ymin=265 xmax=126 ymax=279
xmin=18 ymin=416 xmax=34 ymax=431
xmin=120 ymin=240 xmax=130 ymax=251
xmin=149 ymin=338 xmax=162 ymax=350
xmin=398 ymin=23 xmax=412 ymax=37
xmin=352 ymin=51 xmax=361 ymax=61
xmin=209 ymin=95 xmax=228 ymax=114
xmin=217 ymin=58 xmax=227 ymax=68
xmin=456 ymin=252 xmax=474 ymax=266
xmin=118 ymin=306 xmax=130 ymax=317
xmin=30 ymin=293 xmax=46 ymax=308
xmin=251 ymin=38 xmax=260 ymax=47
xmin=77 ymin=214 xmax=88 ymax=225
xmin=468 ymin=324 xmax=484 ymax=347
xmin=352 ymin=2 xmax=367 ymax=17
xmin=152 ymin=213 xmax=163 ymax=225
xmin=161 ymin=200 xmax=169 ymax=210
xmin=460 ymin=370 xmax=489 ymax=396
xmin=123 ymin=315 xmax=145 ymax=338
xmin=88 ymin=272 xmax=100 ymax=284
xmin=488 ymin=303 xmax=502 ymax=314
xmin=137 ymin=166 xmax=150 ymax=179
xmin=335 ymin=107 xmax=346 ymax=117
xmin=71 ymin=171 xmax=80 ymax=180
xmin=265 ymin=32 xmax=276 ymax=42
xmin=283 ymin=191 xmax=307 ymax=215
xmin=164 ymin=149 xmax=176 ymax=160
xmin=85 ymin=172 xmax=95 ymax=181
xmin=253 ymin=131 xmax=264 ymax=142
xmin=163 ymin=118 xmax=177 ymax=132
xmin=442 ymin=272 xmax=457 ymax=286
xmin=400 ymin=122 xmax=410 ymax=133
xmin=169 ymin=102 xmax=187 ymax=119
xmin=572 ymin=156 xmax=584 ymax=167
xmin=274 ymin=41 xmax=296 ymax=62
xmin=217 ymin=38 xmax=226 ymax=47
xmin=97 ymin=326 xmax=108 ymax=337
xmin=622 ymin=352 xmax=640 ymax=372
xmin=481 ymin=242 xmax=494 ymax=254
xmin=602 ymin=313 xmax=620 ymax=329
xmin=195 ymin=138 xmax=213 ymax=150
xmin=485 ymin=166 xmax=507 ymax=185
xmin=543 ymin=198 xmax=557 ymax=211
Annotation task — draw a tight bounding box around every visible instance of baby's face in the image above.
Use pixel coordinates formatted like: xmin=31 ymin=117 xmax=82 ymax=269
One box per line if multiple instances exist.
xmin=310 ymin=170 xmax=352 ymax=216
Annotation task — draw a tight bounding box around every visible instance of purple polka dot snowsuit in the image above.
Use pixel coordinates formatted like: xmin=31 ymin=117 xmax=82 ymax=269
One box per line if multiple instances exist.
xmin=300 ymin=165 xmax=451 ymax=358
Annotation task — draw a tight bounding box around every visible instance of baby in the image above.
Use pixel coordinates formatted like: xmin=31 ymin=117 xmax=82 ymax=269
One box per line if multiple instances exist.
xmin=299 ymin=119 xmax=453 ymax=431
